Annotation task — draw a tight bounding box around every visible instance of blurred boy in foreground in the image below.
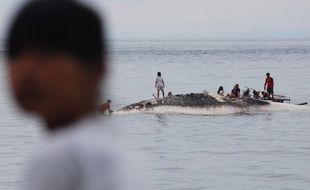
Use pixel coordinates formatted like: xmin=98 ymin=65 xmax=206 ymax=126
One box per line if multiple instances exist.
xmin=6 ymin=1 xmax=139 ymax=190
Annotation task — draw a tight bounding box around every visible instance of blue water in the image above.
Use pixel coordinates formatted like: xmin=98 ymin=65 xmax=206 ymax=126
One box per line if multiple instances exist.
xmin=1 ymin=40 xmax=310 ymax=190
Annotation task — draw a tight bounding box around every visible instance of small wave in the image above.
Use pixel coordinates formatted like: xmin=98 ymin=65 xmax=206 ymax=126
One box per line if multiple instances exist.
xmin=115 ymin=105 xmax=248 ymax=115
xmin=115 ymin=103 xmax=310 ymax=116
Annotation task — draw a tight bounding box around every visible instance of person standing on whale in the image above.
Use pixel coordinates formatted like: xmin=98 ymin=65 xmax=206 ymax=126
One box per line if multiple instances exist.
xmin=155 ymin=72 xmax=165 ymax=98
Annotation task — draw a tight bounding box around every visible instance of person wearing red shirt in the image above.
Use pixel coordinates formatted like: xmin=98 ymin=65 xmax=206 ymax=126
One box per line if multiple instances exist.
xmin=264 ymin=73 xmax=274 ymax=99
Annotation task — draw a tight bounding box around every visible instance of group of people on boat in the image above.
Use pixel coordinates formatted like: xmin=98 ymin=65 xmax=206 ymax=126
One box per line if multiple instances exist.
xmin=217 ymin=73 xmax=274 ymax=99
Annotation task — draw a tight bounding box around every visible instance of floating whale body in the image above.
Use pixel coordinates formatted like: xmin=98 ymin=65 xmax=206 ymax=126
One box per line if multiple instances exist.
xmin=118 ymin=93 xmax=273 ymax=113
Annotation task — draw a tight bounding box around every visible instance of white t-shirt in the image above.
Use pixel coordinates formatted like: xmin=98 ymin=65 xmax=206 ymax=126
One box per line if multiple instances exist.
xmin=218 ymin=90 xmax=224 ymax=96
xmin=155 ymin=77 xmax=164 ymax=88
xmin=24 ymin=116 xmax=140 ymax=190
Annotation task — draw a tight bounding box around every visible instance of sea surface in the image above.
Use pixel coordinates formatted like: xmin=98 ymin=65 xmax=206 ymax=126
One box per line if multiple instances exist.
xmin=1 ymin=40 xmax=310 ymax=190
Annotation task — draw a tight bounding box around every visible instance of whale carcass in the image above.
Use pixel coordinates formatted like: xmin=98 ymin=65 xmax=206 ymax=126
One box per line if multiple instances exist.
xmin=119 ymin=93 xmax=270 ymax=113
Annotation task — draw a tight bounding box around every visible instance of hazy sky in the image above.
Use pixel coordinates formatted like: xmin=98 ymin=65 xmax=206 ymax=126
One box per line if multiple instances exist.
xmin=1 ymin=0 xmax=310 ymax=40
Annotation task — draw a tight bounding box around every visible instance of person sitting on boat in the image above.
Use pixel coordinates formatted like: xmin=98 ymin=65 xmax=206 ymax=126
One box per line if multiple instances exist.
xmin=262 ymin=91 xmax=270 ymax=100
xmin=253 ymin=90 xmax=260 ymax=99
xmin=242 ymin=88 xmax=250 ymax=98
xmin=217 ymin=86 xmax=224 ymax=96
xmin=230 ymin=84 xmax=241 ymax=98
xmin=264 ymin=72 xmax=274 ymax=99
xmin=155 ymin=72 xmax=165 ymax=98
xmin=98 ymin=99 xmax=113 ymax=114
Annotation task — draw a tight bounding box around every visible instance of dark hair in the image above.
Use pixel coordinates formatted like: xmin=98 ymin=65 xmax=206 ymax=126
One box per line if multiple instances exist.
xmin=6 ymin=0 xmax=105 ymax=67
xmin=107 ymin=99 xmax=111 ymax=103
xmin=266 ymin=73 xmax=270 ymax=76
xmin=157 ymin=72 xmax=161 ymax=77
xmin=217 ymin=86 xmax=223 ymax=94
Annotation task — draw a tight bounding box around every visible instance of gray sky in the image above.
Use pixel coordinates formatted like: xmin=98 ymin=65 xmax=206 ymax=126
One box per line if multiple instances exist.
xmin=1 ymin=0 xmax=310 ymax=40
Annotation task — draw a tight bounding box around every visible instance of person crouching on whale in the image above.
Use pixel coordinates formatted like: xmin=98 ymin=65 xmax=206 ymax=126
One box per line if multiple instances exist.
xmin=231 ymin=84 xmax=241 ymax=98
xmin=155 ymin=72 xmax=165 ymax=98
xmin=253 ymin=90 xmax=260 ymax=99
xmin=242 ymin=88 xmax=250 ymax=98
xmin=217 ymin=86 xmax=224 ymax=96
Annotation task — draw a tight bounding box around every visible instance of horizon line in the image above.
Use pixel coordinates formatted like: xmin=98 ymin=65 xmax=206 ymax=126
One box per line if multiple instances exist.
xmin=108 ymin=38 xmax=310 ymax=42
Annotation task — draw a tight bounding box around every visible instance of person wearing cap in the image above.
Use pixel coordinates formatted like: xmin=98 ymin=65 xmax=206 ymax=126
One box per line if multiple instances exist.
xmin=264 ymin=72 xmax=274 ymax=99
xmin=6 ymin=1 xmax=139 ymax=190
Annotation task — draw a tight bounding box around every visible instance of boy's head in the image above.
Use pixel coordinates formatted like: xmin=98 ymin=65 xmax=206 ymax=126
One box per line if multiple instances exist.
xmin=266 ymin=73 xmax=270 ymax=77
xmin=6 ymin=0 xmax=106 ymax=130
xmin=157 ymin=72 xmax=161 ymax=77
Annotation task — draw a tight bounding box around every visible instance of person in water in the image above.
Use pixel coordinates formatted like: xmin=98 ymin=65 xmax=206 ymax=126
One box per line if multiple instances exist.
xmin=217 ymin=86 xmax=224 ymax=96
xmin=231 ymin=84 xmax=241 ymax=97
xmin=155 ymin=72 xmax=165 ymax=98
xmin=98 ymin=99 xmax=113 ymax=114
xmin=264 ymin=72 xmax=274 ymax=99
xmin=6 ymin=1 xmax=139 ymax=190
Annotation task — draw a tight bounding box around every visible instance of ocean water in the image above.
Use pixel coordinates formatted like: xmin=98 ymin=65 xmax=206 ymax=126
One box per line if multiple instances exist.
xmin=1 ymin=40 xmax=310 ymax=190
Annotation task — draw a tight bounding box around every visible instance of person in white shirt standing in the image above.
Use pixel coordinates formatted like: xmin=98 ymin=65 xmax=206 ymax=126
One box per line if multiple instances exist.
xmin=155 ymin=72 xmax=165 ymax=98
xmin=6 ymin=1 xmax=140 ymax=190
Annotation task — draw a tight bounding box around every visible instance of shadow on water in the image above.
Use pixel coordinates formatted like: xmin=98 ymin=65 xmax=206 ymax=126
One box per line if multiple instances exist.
xmin=154 ymin=114 xmax=168 ymax=127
